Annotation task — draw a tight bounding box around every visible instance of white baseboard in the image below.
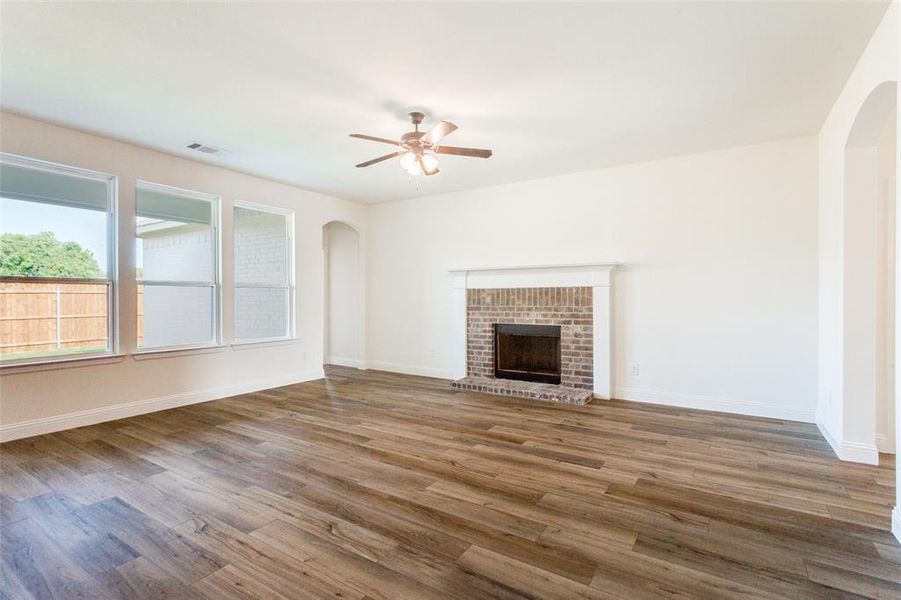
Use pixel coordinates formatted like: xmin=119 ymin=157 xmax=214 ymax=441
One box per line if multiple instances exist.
xmin=325 ymin=356 xmax=365 ymax=369
xmin=893 ymin=507 xmax=901 ymax=543
xmin=614 ymin=386 xmax=815 ymax=423
xmin=839 ymin=440 xmax=881 ymax=465
xmin=0 ymin=368 xmax=324 ymax=443
xmin=875 ymin=432 xmax=895 ymax=454
xmin=815 ymin=420 xmax=880 ymax=465
xmin=817 ymin=419 xmax=842 ymax=458
xmin=365 ymin=360 xmax=453 ymax=380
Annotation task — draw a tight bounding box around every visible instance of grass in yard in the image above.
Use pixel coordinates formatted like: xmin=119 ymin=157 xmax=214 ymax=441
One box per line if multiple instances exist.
xmin=1 ymin=345 xmax=107 ymax=362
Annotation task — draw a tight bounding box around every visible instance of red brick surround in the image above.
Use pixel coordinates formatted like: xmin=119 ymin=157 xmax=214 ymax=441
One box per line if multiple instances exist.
xmin=466 ymin=287 xmax=593 ymax=390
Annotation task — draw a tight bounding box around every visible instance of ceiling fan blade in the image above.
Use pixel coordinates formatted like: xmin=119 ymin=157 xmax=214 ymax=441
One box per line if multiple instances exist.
xmin=349 ymin=133 xmax=402 ymax=146
xmin=420 ymin=121 xmax=458 ymax=147
xmin=356 ymin=151 xmax=403 ymax=168
xmin=417 ymin=154 xmax=440 ymax=176
xmin=434 ymin=145 xmax=493 ymax=159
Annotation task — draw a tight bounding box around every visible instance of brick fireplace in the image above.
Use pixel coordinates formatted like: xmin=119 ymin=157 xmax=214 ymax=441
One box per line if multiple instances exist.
xmin=448 ymin=263 xmax=618 ymax=403
xmin=467 ymin=287 xmax=593 ymax=389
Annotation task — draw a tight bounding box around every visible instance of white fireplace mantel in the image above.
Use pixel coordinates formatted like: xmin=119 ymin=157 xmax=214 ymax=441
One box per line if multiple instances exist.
xmin=448 ymin=262 xmax=620 ymax=399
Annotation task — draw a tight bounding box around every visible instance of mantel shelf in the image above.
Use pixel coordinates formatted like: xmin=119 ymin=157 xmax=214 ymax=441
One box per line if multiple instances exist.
xmin=448 ymin=262 xmax=620 ymax=273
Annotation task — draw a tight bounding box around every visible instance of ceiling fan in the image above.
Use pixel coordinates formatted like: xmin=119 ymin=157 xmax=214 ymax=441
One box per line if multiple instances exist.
xmin=350 ymin=112 xmax=492 ymax=177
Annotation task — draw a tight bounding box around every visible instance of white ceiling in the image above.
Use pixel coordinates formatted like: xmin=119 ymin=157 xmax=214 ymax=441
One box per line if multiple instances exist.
xmin=0 ymin=1 xmax=889 ymax=204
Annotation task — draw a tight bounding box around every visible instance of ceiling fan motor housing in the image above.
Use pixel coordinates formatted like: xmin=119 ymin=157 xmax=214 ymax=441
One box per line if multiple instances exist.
xmin=401 ymin=130 xmax=426 ymax=151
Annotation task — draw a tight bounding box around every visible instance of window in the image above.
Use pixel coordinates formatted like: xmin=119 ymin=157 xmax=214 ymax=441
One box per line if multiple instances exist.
xmin=233 ymin=202 xmax=293 ymax=342
xmin=0 ymin=153 xmax=117 ymax=364
xmin=136 ymin=181 xmax=219 ymax=350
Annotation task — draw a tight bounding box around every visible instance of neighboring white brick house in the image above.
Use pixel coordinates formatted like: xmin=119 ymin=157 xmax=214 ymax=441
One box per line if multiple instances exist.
xmin=138 ymin=208 xmax=288 ymax=347
xmin=140 ymin=223 xmax=213 ymax=348
xmin=234 ymin=208 xmax=289 ymax=340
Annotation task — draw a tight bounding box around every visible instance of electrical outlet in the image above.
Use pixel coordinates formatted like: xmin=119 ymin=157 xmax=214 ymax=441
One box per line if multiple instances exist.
xmin=631 ymin=363 xmax=640 ymax=376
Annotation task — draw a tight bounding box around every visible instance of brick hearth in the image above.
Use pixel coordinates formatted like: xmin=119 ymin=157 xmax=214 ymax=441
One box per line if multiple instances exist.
xmin=451 ymin=376 xmax=593 ymax=405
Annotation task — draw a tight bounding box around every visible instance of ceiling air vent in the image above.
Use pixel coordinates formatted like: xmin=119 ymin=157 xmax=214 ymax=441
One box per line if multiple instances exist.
xmin=186 ymin=142 xmax=229 ymax=155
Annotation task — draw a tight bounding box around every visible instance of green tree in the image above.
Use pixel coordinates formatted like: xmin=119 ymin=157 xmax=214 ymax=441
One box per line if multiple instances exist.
xmin=0 ymin=232 xmax=102 ymax=278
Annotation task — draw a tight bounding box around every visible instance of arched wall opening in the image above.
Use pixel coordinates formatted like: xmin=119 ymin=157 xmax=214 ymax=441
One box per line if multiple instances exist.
xmin=842 ymin=80 xmax=898 ymax=465
xmin=322 ymin=220 xmax=364 ymax=369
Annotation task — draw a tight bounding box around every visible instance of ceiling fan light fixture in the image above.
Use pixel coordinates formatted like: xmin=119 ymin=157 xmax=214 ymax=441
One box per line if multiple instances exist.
xmin=400 ymin=152 xmax=421 ymax=175
xmin=421 ymin=153 xmax=439 ymax=173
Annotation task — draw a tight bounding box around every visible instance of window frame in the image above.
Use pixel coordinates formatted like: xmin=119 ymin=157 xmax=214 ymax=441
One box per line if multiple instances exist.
xmin=232 ymin=200 xmax=295 ymax=344
xmin=134 ymin=180 xmax=222 ymax=354
xmin=0 ymin=152 xmax=119 ymax=368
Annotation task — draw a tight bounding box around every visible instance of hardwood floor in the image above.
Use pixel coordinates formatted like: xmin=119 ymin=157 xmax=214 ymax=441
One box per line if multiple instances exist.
xmin=1 ymin=366 xmax=898 ymax=599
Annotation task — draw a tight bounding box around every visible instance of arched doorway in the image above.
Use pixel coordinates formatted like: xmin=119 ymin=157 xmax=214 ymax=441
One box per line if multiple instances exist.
xmin=842 ymin=81 xmax=897 ymax=465
xmin=322 ymin=221 xmax=364 ymax=370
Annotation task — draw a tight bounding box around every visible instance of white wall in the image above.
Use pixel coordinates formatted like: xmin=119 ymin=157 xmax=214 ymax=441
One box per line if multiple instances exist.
xmin=842 ymin=145 xmax=881 ymax=458
xmin=877 ymin=113 xmax=897 ymax=454
xmin=816 ymin=2 xmax=898 ymax=465
xmin=324 ymin=221 xmax=362 ymax=367
xmin=366 ymin=136 xmax=819 ymax=422
xmin=0 ymin=112 xmax=367 ymax=439
xmin=814 ymin=1 xmax=898 ymax=541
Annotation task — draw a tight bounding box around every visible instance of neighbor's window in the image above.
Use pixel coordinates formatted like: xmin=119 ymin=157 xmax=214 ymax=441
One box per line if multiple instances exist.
xmin=0 ymin=153 xmax=117 ymax=364
xmin=136 ymin=181 xmax=219 ymax=350
xmin=233 ymin=202 xmax=294 ymax=341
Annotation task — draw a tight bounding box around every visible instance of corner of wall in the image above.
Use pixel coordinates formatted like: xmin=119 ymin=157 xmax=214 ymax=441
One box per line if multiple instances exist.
xmin=816 ymin=419 xmax=880 ymax=464
xmin=0 ymin=368 xmax=325 ymax=443
xmin=893 ymin=506 xmax=901 ymax=543
xmin=816 ymin=418 xmax=842 ymax=457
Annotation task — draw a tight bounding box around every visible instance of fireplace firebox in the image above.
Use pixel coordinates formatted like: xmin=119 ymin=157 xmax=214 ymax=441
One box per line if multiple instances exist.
xmin=494 ymin=323 xmax=562 ymax=384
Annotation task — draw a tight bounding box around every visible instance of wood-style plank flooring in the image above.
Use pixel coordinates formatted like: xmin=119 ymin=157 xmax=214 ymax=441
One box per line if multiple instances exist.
xmin=1 ymin=366 xmax=898 ymax=599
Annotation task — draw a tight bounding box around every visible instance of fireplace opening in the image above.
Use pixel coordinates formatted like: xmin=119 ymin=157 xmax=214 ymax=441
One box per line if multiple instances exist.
xmin=494 ymin=324 xmax=562 ymax=384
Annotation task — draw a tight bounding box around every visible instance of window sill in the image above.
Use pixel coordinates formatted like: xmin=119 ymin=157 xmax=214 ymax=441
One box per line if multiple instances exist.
xmin=0 ymin=352 xmax=126 ymax=375
xmin=131 ymin=344 xmax=227 ymax=361
xmin=230 ymin=337 xmax=298 ymax=350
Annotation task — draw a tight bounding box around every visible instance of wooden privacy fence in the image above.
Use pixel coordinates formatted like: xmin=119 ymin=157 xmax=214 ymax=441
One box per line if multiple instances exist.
xmin=0 ymin=279 xmax=146 ymax=358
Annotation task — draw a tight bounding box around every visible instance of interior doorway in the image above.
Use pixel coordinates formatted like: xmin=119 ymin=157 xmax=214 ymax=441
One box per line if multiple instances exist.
xmin=843 ymin=81 xmax=897 ymax=461
xmin=323 ymin=221 xmax=363 ymax=369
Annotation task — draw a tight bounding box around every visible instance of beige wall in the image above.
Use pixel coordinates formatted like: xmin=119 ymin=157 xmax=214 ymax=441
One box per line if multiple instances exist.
xmin=365 ymin=136 xmax=820 ymax=422
xmin=816 ymin=3 xmax=898 ymax=460
xmin=0 ymin=112 xmax=367 ymax=438
xmin=813 ymin=0 xmax=898 ymax=541
xmin=876 ymin=112 xmax=897 ymax=454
